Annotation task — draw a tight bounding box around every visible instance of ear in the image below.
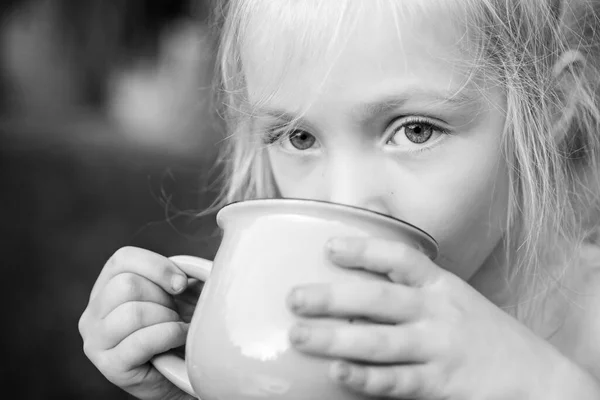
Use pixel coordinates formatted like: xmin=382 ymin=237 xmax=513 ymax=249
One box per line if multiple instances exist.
xmin=551 ymin=49 xmax=585 ymax=144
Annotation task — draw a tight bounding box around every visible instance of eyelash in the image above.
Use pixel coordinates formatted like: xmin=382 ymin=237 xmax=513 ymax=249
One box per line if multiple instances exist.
xmin=263 ymin=128 xmax=291 ymax=145
xmin=261 ymin=117 xmax=451 ymax=151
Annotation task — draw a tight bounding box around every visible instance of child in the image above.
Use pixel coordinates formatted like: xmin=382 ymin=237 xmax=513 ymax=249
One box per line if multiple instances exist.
xmin=79 ymin=0 xmax=600 ymax=398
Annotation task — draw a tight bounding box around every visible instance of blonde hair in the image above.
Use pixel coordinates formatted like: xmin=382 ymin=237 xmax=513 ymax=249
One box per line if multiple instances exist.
xmin=204 ymin=0 xmax=600 ymax=326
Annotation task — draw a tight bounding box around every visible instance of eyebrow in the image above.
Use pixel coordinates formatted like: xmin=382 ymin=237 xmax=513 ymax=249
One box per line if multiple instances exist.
xmin=351 ymin=89 xmax=479 ymax=119
xmin=250 ymin=87 xmax=480 ymax=124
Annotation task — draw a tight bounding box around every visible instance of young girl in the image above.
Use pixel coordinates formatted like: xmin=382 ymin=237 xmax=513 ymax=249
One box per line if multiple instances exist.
xmin=79 ymin=0 xmax=600 ymax=398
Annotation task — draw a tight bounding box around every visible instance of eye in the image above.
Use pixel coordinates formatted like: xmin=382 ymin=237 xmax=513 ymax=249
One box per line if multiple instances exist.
xmin=385 ymin=118 xmax=448 ymax=148
xmin=285 ymin=130 xmax=317 ymax=150
xmin=264 ymin=127 xmax=319 ymax=152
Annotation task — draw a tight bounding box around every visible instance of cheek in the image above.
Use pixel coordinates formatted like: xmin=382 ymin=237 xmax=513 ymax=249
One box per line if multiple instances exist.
xmin=401 ymin=148 xmax=510 ymax=278
xmin=268 ymin=151 xmax=326 ymax=199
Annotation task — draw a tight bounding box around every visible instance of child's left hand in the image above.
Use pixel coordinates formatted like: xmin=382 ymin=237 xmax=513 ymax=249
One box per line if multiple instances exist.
xmin=286 ymin=237 xmax=564 ymax=399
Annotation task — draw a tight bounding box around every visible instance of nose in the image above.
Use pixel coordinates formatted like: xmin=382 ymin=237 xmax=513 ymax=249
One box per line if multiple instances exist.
xmin=325 ymin=152 xmax=392 ymax=216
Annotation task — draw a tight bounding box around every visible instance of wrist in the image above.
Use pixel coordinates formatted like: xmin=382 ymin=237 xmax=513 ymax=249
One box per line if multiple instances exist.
xmin=530 ymin=350 xmax=600 ymax=400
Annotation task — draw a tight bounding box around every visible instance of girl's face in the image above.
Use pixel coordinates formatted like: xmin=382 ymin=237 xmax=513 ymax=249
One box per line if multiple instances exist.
xmin=242 ymin=2 xmax=510 ymax=283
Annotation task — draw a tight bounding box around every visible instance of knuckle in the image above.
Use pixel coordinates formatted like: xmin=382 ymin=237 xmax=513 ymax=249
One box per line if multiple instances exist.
xmin=77 ymin=312 xmax=88 ymax=336
xmin=374 ymin=283 xmax=391 ymax=302
xmin=388 ymin=368 xmax=416 ymax=398
xmin=368 ymin=371 xmax=397 ymax=396
xmin=82 ymin=341 xmax=94 ymax=359
xmin=108 ymin=246 xmax=137 ymax=269
xmin=93 ymin=351 xmax=115 ymax=374
xmin=114 ymin=273 xmax=143 ymax=299
xmin=85 ymin=344 xmax=113 ymax=374
xmin=79 ymin=312 xmax=102 ymax=345
xmin=442 ymin=299 xmax=467 ymax=330
xmin=366 ymin=283 xmax=392 ymax=308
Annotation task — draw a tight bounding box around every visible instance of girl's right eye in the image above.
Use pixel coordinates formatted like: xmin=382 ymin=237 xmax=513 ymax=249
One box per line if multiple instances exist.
xmin=266 ymin=129 xmax=319 ymax=152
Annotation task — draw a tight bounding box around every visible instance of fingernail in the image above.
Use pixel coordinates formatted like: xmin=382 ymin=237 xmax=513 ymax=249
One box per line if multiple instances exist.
xmin=288 ymin=288 xmax=305 ymax=311
xmin=331 ymin=361 xmax=352 ymax=382
xmin=171 ymin=275 xmax=187 ymax=293
xmin=289 ymin=325 xmax=310 ymax=345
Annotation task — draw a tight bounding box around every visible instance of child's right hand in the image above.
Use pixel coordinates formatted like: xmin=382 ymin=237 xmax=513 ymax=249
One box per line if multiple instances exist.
xmin=78 ymin=247 xmax=199 ymax=400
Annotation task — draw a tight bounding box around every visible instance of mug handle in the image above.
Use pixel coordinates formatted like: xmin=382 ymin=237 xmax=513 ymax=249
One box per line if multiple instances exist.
xmin=150 ymin=255 xmax=213 ymax=398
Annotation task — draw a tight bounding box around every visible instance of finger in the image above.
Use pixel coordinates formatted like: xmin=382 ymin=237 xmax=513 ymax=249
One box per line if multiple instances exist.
xmin=96 ymin=302 xmax=182 ymax=349
xmin=103 ymin=321 xmax=189 ymax=372
xmin=89 ymin=273 xmax=177 ymax=319
xmin=327 ymin=237 xmax=440 ymax=286
xmin=289 ymin=323 xmax=428 ymax=363
xmin=287 ymin=281 xmax=421 ymax=324
xmin=90 ymin=247 xmax=188 ymax=301
xmin=330 ymin=361 xmax=431 ymax=399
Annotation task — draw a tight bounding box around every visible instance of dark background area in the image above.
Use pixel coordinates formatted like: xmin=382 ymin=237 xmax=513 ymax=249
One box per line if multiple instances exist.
xmin=1 ymin=1 xmax=222 ymax=398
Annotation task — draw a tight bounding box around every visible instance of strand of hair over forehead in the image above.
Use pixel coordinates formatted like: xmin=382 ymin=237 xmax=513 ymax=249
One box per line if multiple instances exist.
xmin=217 ymin=0 xmax=565 ymax=117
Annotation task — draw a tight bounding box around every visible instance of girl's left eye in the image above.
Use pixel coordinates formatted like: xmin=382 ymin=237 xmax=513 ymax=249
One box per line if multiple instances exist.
xmin=385 ymin=118 xmax=448 ymax=149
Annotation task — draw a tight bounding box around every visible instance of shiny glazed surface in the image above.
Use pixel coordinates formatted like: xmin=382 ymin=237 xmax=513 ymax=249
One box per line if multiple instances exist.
xmin=186 ymin=199 xmax=437 ymax=399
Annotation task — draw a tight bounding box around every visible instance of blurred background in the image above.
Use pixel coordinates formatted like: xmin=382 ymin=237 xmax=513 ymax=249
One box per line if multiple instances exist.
xmin=0 ymin=1 xmax=223 ymax=398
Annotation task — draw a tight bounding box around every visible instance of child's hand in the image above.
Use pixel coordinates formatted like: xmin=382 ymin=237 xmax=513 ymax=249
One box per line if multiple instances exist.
xmin=78 ymin=247 xmax=199 ymax=400
xmin=287 ymin=237 xmax=564 ymax=399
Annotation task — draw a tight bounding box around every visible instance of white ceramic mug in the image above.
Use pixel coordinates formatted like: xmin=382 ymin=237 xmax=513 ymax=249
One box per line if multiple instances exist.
xmin=152 ymin=198 xmax=438 ymax=399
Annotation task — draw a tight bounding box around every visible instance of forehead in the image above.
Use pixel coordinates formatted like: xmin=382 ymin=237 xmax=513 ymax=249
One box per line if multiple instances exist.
xmin=240 ymin=0 xmax=479 ymax=112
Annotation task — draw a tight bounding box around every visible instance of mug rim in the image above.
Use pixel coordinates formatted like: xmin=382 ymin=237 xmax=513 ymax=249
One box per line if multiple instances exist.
xmin=218 ymin=198 xmax=439 ymax=260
